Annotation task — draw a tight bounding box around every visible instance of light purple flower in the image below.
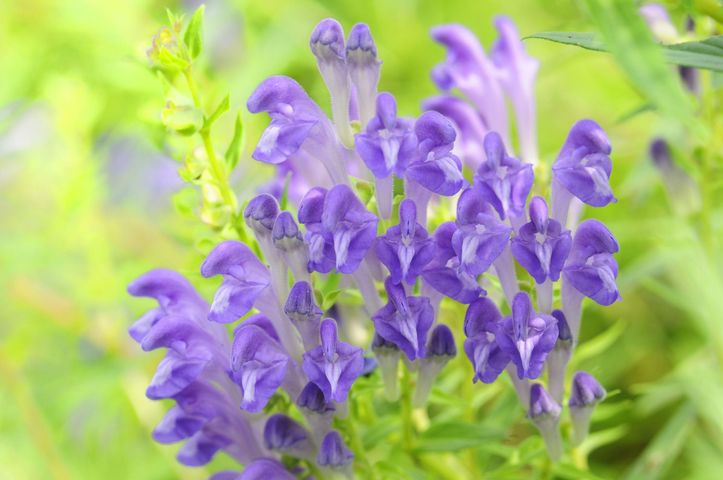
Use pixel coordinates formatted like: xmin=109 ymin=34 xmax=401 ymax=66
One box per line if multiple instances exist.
xmin=569 ymin=371 xmax=606 ymax=408
xmin=284 ymin=281 xmax=323 ymax=349
xmin=452 ymin=188 xmax=512 ymax=276
xmin=302 ymin=319 xmax=364 ymax=403
xmin=231 ymin=323 xmax=290 ymax=413
xmin=298 ymin=187 xmax=336 ymax=274
xmin=553 ymin=119 xmax=615 ymax=207
xmin=247 ymin=76 xmax=327 ymax=165
xmin=406 ymin=111 xmax=465 ymax=196
xmin=496 ymin=292 xmax=558 ymax=380
xmin=177 ymin=423 xmax=232 ymax=467
xmin=240 ymin=458 xmax=296 ymax=480
xmin=373 ymin=278 xmax=434 ymax=361
xmin=321 ymin=184 xmax=378 ymax=274
xmin=317 ymin=431 xmax=354 ymax=468
xmin=511 ymin=196 xmax=572 ymax=284
xmin=473 ymin=131 xmax=533 ymax=220
xmin=563 ymin=219 xmax=621 ymax=306
xmin=296 ymin=381 xmax=335 ymax=414
xmin=528 ymin=383 xmax=561 ymax=419
xmin=200 ymin=241 xmax=272 ymax=324
xmin=463 ymin=297 xmax=509 ymax=383
xmin=263 ymin=414 xmax=310 ymax=453
xmin=346 ymin=23 xmax=381 ymax=126
xmin=421 ymin=222 xmax=484 ymax=303
xmin=375 ymin=199 xmax=436 ymax=285
xmin=355 ymin=93 xmax=417 ymax=178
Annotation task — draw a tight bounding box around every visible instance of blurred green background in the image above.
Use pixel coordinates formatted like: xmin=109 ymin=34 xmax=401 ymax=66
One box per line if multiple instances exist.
xmin=1 ymin=0 xmax=721 ymax=478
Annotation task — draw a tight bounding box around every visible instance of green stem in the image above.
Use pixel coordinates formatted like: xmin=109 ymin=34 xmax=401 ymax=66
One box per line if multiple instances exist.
xmin=341 ymin=412 xmax=377 ymax=480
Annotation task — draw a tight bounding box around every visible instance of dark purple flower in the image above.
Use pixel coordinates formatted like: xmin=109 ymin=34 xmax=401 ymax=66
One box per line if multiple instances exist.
xmin=346 ymin=23 xmax=381 ymax=126
xmin=553 ymin=120 xmax=615 ymax=207
xmin=321 ymin=184 xmax=378 ymax=274
xmin=496 ymin=292 xmax=558 ymax=380
xmin=373 ymin=278 xmax=434 ymax=361
xmin=511 ymin=196 xmax=572 ymax=283
xmin=528 ymin=383 xmax=561 ymax=419
xmin=375 ymin=199 xmax=436 ymax=285
xmin=317 ymin=431 xmax=354 ymax=468
xmin=452 ymin=188 xmax=512 ymax=276
xmin=422 ymin=222 xmax=484 ymax=303
xmin=406 ymin=111 xmax=465 ymax=196
xmin=240 ymin=458 xmax=296 ymax=480
xmin=355 ymin=93 xmax=417 ymax=178
xmin=231 ymin=323 xmax=290 ymax=412
xmin=423 ymin=95 xmax=488 ymax=170
xmin=263 ymin=414 xmax=310 ymax=453
xmin=247 ymin=76 xmax=327 ymax=165
xmin=429 ymin=24 xmax=508 ymax=139
xmin=426 ymin=324 xmax=457 ymax=359
xmin=298 ymin=187 xmax=337 ymax=274
xmin=200 ymin=241 xmax=272 ymax=324
xmin=463 ymin=297 xmax=509 ymax=383
xmin=563 ymin=219 xmax=621 ymax=305
xmin=569 ymin=371 xmax=606 ymax=408
xmin=302 ymin=319 xmax=364 ymax=403
xmin=473 ymin=132 xmax=533 ymax=220
xmin=296 ymin=381 xmax=335 ymax=414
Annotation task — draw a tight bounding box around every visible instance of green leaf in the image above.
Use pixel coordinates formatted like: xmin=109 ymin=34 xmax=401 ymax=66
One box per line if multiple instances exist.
xmin=528 ymin=32 xmax=723 ymax=72
xmin=414 ymin=420 xmax=504 ymax=452
xmin=183 ymin=5 xmax=204 ymax=60
xmin=224 ymin=113 xmax=243 ymax=170
xmin=203 ymin=94 xmax=229 ymax=130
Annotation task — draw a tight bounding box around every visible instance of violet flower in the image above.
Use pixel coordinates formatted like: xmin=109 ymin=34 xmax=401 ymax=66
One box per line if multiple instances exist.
xmin=569 ymin=371 xmax=606 ymax=446
xmin=422 ymin=221 xmax=484 ymax=304
xmin=372 ymin=278 xmax=434 ymax=361
xmin=263 ymin=413 xmax=312 ymax=457
xmin=463 ymin=297 xmax=509 ymax=383
xmin=406 ymin=111 xmax=465 ymax=197
xmin=321 ymin=184 xmax=378 ymax=274
xmin=317 ymin=430 xmax=354 ymax=468
xmin=284 ymin=281 xmax=323 ymax=350
xmin=511 ymin=196 xmax=571 ymax=284
xmin=563 ymin=219 xmax=621 ymax=306
xmin=298 ymin=187 xmax=336 ymax=274
xmin=239 ymin=458 xmax=296 ymax=480
xmin=272 ymin=210 xmax=309 ymax=282
xmin=528 ymin=383 xmax=562 ymax=461
xmin=302 ymin=319 xmax=364 ymax=403
xmin=200 ymin=240 xmax=272 ymax=324
xmin=473 ymin=131 xmax=533 ymax=221
xmin=346 ymin=23 xmax=381 ymax=127
xmin=231 ymin=322 xmax=290 ymax=413
xmin=414 ymin=324 xmax=457 ymax=407
xmin=371 ymin=333 xmax=402 ymax=401
xmin=375 ymin=199 xmax=436 ymax=285
xmin=452 ymin=188 xmax=512 ymax=276
xmin=496 ymin=292 xmax=558 ymax=380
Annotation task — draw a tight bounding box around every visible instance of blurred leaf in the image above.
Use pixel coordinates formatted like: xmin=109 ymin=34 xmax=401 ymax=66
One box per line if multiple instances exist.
xmin=573 ymin=319 xmax=626 ymax=365
xmin=183 ymin=5 xmax=205 ymax=60
xmin=553 ymin=463 xmax=607 ymax=480
xmin=204 ymin=94 xmax=229 ymax=130
xmin=415 ymin=420 xmax=504 ymax=452
xmin=529 ymin=33 xmax=723 ymax=72
xmin=624 ymin=403 xmax=695 ymax=480
xmin=224 ymin=113 xmax=243 ymax=170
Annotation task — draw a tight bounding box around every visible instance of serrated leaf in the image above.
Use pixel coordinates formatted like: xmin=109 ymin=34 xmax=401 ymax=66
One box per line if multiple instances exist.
xmin=528 ymin=32 xmax=723 ymax=72
xmin=203 ymin=94 xmax=229 ymax=130
xmin=183 ymin=5 xmax=204 ymax=60
xmin=224 ymin=113 xmax=243 ymax=170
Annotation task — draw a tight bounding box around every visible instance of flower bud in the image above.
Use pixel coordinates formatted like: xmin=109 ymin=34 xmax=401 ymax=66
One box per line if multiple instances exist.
xmin=414 ymin=324 xmax=456 ymax=407
xmin=528 ymin=383 xmax=562 ymax=461
xmin=263 ymin=414 xmax=312 ymax=458
xmin=569 ymin=371 xmax=606 ymax=446
xmin=317 ymin=430 xmax=354 ymax=469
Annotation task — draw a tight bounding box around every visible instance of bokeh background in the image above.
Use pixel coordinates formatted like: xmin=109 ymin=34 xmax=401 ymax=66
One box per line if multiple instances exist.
xmin=1 ymin=0 xmax=721 ymax=478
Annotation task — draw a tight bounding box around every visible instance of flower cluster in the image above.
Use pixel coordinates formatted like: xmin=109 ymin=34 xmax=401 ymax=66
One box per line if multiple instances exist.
xmin=130 ymin=16 xmax=619 ymax=477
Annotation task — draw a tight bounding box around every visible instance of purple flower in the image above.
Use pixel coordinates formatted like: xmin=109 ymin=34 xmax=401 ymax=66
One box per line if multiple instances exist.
xmin=284 ymin=281 xmax=323 ymax=349
xmin=463 ymin=297 xmax=509 ymax=383
xmin=511 ymin=196 xmax=572 ymax=283
xmin=563 ymin=219 xmax=621 ymax=305
xmin=423 ymin=95 xmax=488 ymax=170
xmin=375 ymin=199 xmax=436 ymax=285
xmin=263 ymin=414 xmax=311 ymax=455
xmin=429 ymin=24 xmax=508 ymax=140
xmin=240 ymin=458 xmax=296 ymax=480
xmin=346 ymin=23 xmax=381 ymax=126
xmin=373 ymin=278 xmax=434 ymax=361
xmin=244 ymin=194 xmax=280 ymax=235
xmin=473 ymin=132 xmax=533 ymax=220
xmin=452 ymin=188 xmax=512 ymax=276
xmin=569 ymin=371 xmax=606 ymax=408
xmin=426 ymin=324 xmax=457 ymax=359
xmin=355 ymin=93 xmax=417 ymax=178
xmin=302 ymin=319 xmax=364 ymax=403
xmin=200 ymin=241 xmax=272 ymax=324
xmin=406 ymin=111 xmax=465 ymax=196
xmin=496 ymin=292 xmax=558 ymax=380
xmin=553 ymin=120 xmax=615 ymax=207
xmin=231 ymin=323 xmax=290 ymax=413
xmin=321 ymin=184 xmax=378 ymax=274
xmin=421 ymin=222 xmax=484 ymax=303
xmin=247 ymin=76 xmax=327 ymax=165
xmin=528 ymin=383 xmax=561 ymax=419
xmin=296 ymin=381 xmax=335 ymax=414
xmin=317 ymin=431 xmax=354 ymax=468
xmin=177 ymin=423 xmax=233 ymax=467
xmin=298 ymin=187 xmax=336 ymax=274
